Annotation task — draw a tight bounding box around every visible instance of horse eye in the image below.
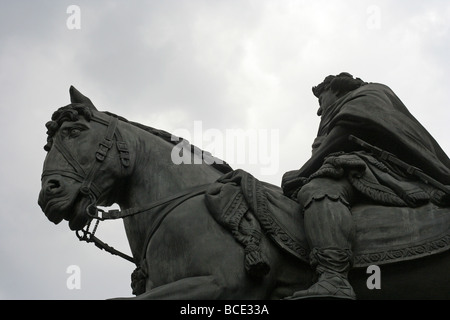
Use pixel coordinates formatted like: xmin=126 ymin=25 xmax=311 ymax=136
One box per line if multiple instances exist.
xmin=69 ymin=128 xmax=82 ymax=138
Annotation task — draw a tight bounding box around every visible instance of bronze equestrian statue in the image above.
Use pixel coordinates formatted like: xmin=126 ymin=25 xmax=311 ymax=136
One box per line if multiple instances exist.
xmin=37 ymin=79 xmax=450 ymax=299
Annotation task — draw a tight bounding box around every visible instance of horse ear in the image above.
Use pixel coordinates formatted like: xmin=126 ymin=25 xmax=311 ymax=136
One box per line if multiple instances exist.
xmin=69 ymin=86 xmax=97 ymax=110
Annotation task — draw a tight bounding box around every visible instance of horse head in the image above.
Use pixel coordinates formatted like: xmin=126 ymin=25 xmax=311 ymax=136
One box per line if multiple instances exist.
xmin=38 ymin=86 xmax=132 ymax=231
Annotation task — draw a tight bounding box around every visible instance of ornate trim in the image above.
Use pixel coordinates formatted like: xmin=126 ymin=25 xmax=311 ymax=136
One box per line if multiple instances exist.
xmin=241 ymin=172 xmax=309 ymax=261
xmin=354 ymin=234 xmax=450 ymax=267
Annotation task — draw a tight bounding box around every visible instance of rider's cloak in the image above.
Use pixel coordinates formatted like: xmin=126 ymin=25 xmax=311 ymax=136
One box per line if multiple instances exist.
xmin=282 ymin=83 xmax=450 ymax=207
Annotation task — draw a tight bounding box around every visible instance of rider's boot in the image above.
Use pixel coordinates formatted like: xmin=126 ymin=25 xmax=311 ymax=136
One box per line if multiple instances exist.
xmin=285 ymin=197 xmax=356 ymax=300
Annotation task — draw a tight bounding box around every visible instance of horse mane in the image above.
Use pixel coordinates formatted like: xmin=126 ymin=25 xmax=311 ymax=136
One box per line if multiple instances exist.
xmin=103 ymin=111 xmax=233 ymax=174
xmin=43 ymin=105 xmax=232 ymax=174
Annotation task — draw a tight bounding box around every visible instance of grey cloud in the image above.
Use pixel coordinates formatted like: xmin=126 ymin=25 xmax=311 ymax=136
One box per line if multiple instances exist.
xmin=1 ymin=0 xmax=449 ymax=300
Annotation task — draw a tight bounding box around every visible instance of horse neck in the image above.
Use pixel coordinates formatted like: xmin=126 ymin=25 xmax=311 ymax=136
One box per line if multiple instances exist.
xmin=117 ymin=123 xmax=223 ymax=262
xmin=125 ymin=127 xmax=221 ymax=206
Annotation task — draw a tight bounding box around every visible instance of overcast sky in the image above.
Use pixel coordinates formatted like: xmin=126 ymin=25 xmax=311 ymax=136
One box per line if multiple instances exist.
xmin=0 ymin=0 xmax=449 ymax=300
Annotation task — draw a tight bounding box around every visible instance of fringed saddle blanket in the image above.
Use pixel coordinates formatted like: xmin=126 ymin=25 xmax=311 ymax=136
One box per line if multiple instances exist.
xmin=205 ymin=169 xmax=450 ymax=277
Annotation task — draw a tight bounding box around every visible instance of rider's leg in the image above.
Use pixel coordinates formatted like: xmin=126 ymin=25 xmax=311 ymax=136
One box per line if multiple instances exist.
xmin=287 ymin=177 xmax=356 ymax=299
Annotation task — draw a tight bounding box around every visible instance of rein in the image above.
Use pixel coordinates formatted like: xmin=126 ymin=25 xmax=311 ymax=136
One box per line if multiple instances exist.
xmin=86 ymin=183 xmax=211 ymax=221
xmin=79 ymin=183 xmax=210 ymax=264
xmin=44 ymin=111 xmax=211 ymax=265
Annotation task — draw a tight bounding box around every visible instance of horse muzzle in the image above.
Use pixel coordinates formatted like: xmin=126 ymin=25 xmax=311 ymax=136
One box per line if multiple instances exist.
xmin=38 ymin=175 xmax=92 ymax=230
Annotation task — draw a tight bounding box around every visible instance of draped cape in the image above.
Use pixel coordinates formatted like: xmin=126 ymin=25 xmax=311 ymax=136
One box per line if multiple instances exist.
xmin=282 ymin=83 xmax=450 ymax=205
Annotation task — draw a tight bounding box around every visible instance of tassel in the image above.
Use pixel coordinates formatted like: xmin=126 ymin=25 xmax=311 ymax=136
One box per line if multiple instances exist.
xmin=131 ymin=263 xmax=148 ymax=296
xmin=244 ymin=244 xmax=270 ymax=278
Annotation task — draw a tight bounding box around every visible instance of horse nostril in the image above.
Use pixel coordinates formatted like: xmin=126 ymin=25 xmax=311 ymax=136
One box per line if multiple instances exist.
xmin=46 ymin=179 xmax=61 ymax=193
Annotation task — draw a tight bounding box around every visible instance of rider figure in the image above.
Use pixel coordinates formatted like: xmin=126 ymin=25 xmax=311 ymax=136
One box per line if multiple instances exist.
xmin=282 ymin=72 xmax=450 ymax=299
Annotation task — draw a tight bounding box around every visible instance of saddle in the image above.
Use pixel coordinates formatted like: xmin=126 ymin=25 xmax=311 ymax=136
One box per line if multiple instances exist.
xmin=205 ymin=170 xmax=450 ymax=276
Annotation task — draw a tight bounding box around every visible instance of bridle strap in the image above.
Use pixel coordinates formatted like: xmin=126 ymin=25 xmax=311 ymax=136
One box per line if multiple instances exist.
xmin=54 ymin=140 xmax=87 ymax=176
xmin=42 ymin=169 xmax=85 ymax=183
xmin=113 ymin=125 xmax=130 ymax=168
xmin=88 ymin=183 xmax=210 ymax=221
xmin=42 ymin=115 xmax=123 ymax=199
xmin=79 ymin=116 xmax=118 ymax=196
